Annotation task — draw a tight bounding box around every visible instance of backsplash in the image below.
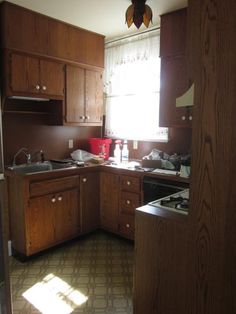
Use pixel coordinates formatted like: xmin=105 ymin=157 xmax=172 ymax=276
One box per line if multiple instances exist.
xmin=3 ymin=113 xmax=191 ymax=166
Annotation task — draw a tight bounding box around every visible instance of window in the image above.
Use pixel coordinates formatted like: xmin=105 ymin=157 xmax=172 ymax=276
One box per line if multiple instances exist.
xmin=104 ymin=30 xmax=168 ymax=142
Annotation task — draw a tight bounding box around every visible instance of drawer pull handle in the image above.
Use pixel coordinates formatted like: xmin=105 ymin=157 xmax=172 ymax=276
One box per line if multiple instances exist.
xmin=51 ymin=197 xmax=56 ymax=203
xmin=126 ymin=200 xmax=131 ymax=205
xmin=181 ymin=116 xmax=186 ymax=121
xmin=126 ymin=224 xmax=130 ymax=228
xmin=58 ymin=196 xmax=62 ymax=201
xmin=82 ymin=178 xmax=87 ymax=183
xmin=126 ymin=181 xmax=131 ymax=186
xmin=42 ymin=85 xmax=47 ymax=91
xmin=189 ymin=115 xmax=193 ymax=121
xmin=35 ymin=84 xmax=40 ymax=90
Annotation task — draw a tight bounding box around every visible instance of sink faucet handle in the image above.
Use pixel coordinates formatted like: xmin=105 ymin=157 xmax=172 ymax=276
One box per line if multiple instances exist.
xmin=26 ymin=153 xmax=31 ymax=164
xmin=40 ymin=150 xmax=45 ymax=162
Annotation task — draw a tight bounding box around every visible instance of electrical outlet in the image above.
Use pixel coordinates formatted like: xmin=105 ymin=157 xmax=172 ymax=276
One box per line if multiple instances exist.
xmin=133 ymin=140 xmax=138 ymax=150
xmin=68 ymin=139 xmax=74 ymax=149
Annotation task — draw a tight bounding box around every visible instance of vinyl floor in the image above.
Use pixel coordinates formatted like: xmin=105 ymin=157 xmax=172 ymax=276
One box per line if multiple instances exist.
xmin=10 ymin=231 xmax=134 ymax=314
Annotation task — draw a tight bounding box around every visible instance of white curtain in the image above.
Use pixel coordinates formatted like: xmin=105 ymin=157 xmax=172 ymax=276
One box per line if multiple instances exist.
xmin=104 ymin=30 xmax=168 ymax=141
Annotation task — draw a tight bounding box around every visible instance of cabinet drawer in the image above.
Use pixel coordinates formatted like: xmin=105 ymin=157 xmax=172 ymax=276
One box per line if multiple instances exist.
xmin=119 ymin=214 xmax=134 ymax=240
xmin=30 ymin=175 xmax=79 ymax=197
xmin=120 ymin=191 xmax=140 ymax=215
xmin=120 ymin=175 xmax=141 ymax=193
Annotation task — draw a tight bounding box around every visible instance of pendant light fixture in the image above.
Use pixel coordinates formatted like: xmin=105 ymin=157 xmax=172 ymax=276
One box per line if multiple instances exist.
xmin=125 ymin=0 xmax=153 ymax=29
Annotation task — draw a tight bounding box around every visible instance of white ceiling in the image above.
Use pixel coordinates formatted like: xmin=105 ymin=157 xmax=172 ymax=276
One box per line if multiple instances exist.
xmin=2 ymin=0 xmax=188 ymax=41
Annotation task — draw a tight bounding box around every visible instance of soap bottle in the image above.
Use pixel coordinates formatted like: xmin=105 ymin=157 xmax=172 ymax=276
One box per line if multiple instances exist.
xmin=114 ymin=140 xmax=121 ymax=163
xmin=122 ymin=140 xmax=129 ymax=163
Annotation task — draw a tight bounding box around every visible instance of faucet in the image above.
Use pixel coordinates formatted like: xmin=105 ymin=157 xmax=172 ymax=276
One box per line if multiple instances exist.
xmin=12 ymin=147 xmax=31 ymax=166
xmin=31 ymin=150 xmax=45 ymax=163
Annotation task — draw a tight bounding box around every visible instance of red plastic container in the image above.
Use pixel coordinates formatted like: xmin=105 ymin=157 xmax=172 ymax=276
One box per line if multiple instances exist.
xmin=89 ymin=138 xmax=112 ymax=160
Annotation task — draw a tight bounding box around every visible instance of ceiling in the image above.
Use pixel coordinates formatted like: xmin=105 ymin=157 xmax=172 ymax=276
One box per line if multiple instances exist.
xmin=2 ymin=0 xmax=188 ymax=41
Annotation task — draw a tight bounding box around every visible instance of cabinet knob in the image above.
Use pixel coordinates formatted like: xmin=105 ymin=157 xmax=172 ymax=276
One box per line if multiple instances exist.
xmin=58 ymin=196 xmax=62 ymax=201
xmin=79 ymin=116 xmax=85 ymax=120
xmin=126 ymin=224 xmax=130 ymax=228
xmin=42 ymin=85 xmax=47 ymax=91
xmin=51 ymin=197 xmax=56 ymax=203
xmin=35 ymin=84 xmax=40 ymax=90
xmin=85 ymin=116 xmax=90 ymax=120
xmin=126 ymin=181 xmax=131 ymax=186
xmin=82 ymin=178 xmax=87 ymax=183
xmin=126 ymin=200 xmax=131 ymax=205
xmin=181 ymin=116 xmax=186 ymax=121
xmin=189 ymin=115 xmax=193 ymax=121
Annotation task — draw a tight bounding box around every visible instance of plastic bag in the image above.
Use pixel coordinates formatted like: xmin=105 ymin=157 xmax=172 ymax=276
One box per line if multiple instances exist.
xmin=71 ymin=149 xmax=96 ymax=162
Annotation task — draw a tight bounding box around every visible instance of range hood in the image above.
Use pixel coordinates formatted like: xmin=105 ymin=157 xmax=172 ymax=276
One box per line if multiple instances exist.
xmin=176 ymin=84 xmax=194 ymax=108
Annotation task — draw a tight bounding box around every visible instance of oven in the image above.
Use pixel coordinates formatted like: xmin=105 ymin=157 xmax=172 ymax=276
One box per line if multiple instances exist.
xmin=142 ymin=176 xmax=188 ymax=204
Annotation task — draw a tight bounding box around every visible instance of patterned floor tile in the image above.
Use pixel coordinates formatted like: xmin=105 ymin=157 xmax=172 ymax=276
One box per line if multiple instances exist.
xmin=10 ymin=231 xmax=134 ymax=314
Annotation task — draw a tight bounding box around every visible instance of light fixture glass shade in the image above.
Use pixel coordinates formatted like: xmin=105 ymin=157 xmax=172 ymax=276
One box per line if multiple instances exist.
xmin=125 ymin=0 xmax=153 ymax=29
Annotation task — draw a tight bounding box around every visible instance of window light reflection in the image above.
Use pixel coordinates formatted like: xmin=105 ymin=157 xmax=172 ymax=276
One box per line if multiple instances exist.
xmin=22 ymin=273 xmax=88 ymax=314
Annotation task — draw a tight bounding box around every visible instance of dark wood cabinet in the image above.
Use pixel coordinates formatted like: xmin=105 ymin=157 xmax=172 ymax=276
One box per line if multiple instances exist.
xmin=119 ymin=175 xmax=141 ymax=240
xmin=100 ymin=171 xmax=142 ymax=239
xmin=100 ymin=172 xmax=120 ymax=233
xmin=160 ymin=55 xmax=192 ymax=127
xmin=134 ymin=209 xmax=187 ymax=314
xmin=159 ymin=8 xmax=193 ymax=128
xmin=80 ymin=172 xmax=100 ymax=233
xmin=0 ymin=1 xmax=104 ymax=68
xmin=6 ymin=51 xmax=64 ymax=99
xmin=7 ymin=174 xmax=80 ymax=257
xmin=65 ymin=64 xmax=103 ymax=125
xmin=0 ymin=1 xmax=48 ymax=55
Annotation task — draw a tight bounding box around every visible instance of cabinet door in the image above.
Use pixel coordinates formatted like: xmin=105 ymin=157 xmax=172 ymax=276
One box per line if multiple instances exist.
xmin=9 ymin=53 xmax=40 ymax=95
xmin=26 ymin=195 xmax=55 ymax=255
xmin=40 ymin=59 xmax=64 ymax=97
xmin=54 ymin=189 xmax=80 ymax=242
xmin=160 ymin=9 xmax=187 ymax=57
xmin=159 ymin=55 xmax=191 ymax=127
xmin=65 ymin=65 xmax=85 ymax=123
xmin=1 ymin=2 xmax=48 ymax=54
xmin=100 ymin=172 xmax=119 ymax=233
xmin=80 ymin=173 xmax=100 ymax=233
xmin=85 ymin=70 xmax=103 ymax=124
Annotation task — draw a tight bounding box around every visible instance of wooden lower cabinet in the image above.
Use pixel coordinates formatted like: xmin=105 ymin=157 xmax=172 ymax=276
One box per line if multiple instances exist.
xmin=100 ymin=172 xmax=142 ymax=239
xmin=8 ymin=174 xmax=80 ymax=257
xmin=100 ymin=172 xmax=120 ymax=233
xmin=134 ymin=210 xmax=187 ymax=314
xmin=80 ymin=172 xmax=100 ymax=233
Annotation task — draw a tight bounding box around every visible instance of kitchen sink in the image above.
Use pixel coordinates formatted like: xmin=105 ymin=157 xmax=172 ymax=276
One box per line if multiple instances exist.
xmin=7 ymin=161 xmax=76 ymax=174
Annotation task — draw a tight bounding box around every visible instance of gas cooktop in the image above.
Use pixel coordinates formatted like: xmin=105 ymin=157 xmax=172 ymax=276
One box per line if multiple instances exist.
xmin=149 ymin=189 xmax=189 ymax=215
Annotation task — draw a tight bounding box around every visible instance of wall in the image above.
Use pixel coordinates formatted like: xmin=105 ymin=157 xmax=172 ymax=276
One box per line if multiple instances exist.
xmin=3 ymin=111 xmax=191 ymax=165
xmin=2 ymin=113 xmax=101 ymax=165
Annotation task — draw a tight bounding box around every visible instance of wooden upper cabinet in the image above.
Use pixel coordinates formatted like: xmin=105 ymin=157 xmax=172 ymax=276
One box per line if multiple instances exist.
xmin=0 ymin=1 xmax=104 ymax=68
xmin=0 ymin=2 xmax=48 ymax=55
xmin=65 ymin=64 xmax=103 ymax=125
xmin=6 ymin=51 xmax=64 ymax=99
xmin=85 ymin=70 xmax=103 ymax=124
xmin=65 ymin=65 xmax=85 ymax=123
xmin=159 ymin=55 xmax=192 ymax=127
xmin=160 ymin=8 xmax=187 ymax=57
xmin=159 ymin=8 xmax=193 ymax=128
xmin=40 ymin=59 xmax=64 ymax=97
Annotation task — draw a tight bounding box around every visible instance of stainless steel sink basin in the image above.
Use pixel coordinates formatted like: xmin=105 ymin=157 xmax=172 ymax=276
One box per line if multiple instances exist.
xmin=7 ymin=161 xmax=76 ymax=174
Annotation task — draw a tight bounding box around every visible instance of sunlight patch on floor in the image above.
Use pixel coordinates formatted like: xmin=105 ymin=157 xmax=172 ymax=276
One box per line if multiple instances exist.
xmin=22 ymin=273 xmax=88 ymax=314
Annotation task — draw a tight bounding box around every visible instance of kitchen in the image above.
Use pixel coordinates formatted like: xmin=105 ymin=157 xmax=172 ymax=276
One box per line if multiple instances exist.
xmin=0 ymin=0 xmax=235 ymax=314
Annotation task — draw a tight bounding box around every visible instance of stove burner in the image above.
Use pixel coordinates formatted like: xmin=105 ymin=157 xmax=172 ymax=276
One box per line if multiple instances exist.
xmin=160 ymin=196 xmax=189 ymax=211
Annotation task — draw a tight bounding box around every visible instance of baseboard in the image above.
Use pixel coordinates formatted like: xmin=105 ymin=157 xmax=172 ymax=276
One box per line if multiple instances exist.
xmin=8 ymin=241 xmax=12 ymax=256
